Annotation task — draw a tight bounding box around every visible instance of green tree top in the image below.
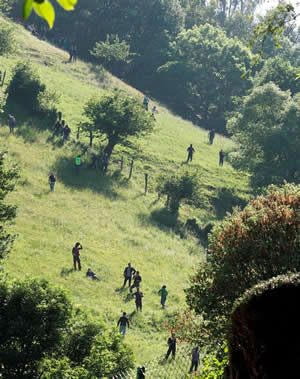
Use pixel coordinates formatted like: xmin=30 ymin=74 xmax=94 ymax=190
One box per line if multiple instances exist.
xmin=83 ymin=90 xmax=155 ymax=157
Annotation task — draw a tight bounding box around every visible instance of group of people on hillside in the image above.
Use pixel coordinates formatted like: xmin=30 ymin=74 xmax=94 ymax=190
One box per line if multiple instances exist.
xmin=186 ymin=142 xmax=225 ymax=166
xmin=71 ymin=242 xmax=100 ymax=281
xmin=53 ymin=111 xmax=71 ymax=142
xmin=143 ymin=96 xmax=159 ymax=121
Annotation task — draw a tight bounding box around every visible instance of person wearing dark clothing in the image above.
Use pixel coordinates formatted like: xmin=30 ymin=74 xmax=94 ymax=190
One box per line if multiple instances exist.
xmin=123 ymin=263 xmax=136 ymax=288
xmin=102 ymin=153 xmax=109 ymax=173
xmin=158 ymin=285 xmax=168 ymax=308
xmin=209 ymin=129 xmax=215 ymax=145
xmin=8 ymin=114 xmax=16 ymax=135
xmin=130 ymin=271 xmax=142 ymax=293
xmin=187 ymin=144 xmax=195 ymax=162
xmin=165 ymin=333 xmax=176 ymax=360
xmin=53 ymin=120 xmax=61 ymax=135
xmin=136 ymin=366 xmax=145 ymax=379
xmin=72 ymin=242 xmax=82 ymax=271
xmin=48 ymin=173 xmax=56 ymax=192
xmin=57 ymin=111 xmax=62 ymax=121
xmin=86 ymin=268 xmax=100 ymax=282
xmin=117 ymin=312 xmax=130 ymax=337
xmin=63 ymin=125 xmax=71 ymax=141
xmin=219 ymin=149 xmax=224 ymax=166
xmin=133 ymin=287 xmax=143 ymax=312
xmin=189 ymin=346 xmax=200 ymax=373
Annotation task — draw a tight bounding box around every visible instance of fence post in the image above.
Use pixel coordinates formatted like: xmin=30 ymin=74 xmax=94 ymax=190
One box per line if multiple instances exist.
xmin=128 ymin=159 xmax=134 ymax=179
xmin=120 ymin=156 xmax=124 ymax=171
xmin=145 ymin=173 xmax=148 ymax=194
xmin=76 ymin=126 xmax=80 ymax=140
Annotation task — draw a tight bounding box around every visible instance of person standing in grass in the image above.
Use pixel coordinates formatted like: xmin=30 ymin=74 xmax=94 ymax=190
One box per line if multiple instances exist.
xmin=186 ymin=144 xmax=195 ymax=163
xmin=75 ymin=155 xmax=81 ymax=175
xmin=165 ymin=333 xmax=176 ymax=360
xmin=72 ymin=242 xmax=82 ymax=271
xmin=123 ymin=263 xmax=136 ymax=288
xmin=8 ymin=114 xmax=16 ymax=135
xmin=219 ymin=149 xmax=224 ymax=166
xmin=158 ymin=285 xmax=168 ymax=309
xmin=48 ymin=173 xmax=56 ymax=192
xmin=117 ymin=312 xmax=130 ymax=337
xmin=189 ymin=346 xmax=200 ymax=373
xmin=130 ymin=271 xmax=142 ymax=293
xmin=208 ymin=129 xmax=215 ymax=145
xmin=132 ymin=287 xmax=144 ymax=312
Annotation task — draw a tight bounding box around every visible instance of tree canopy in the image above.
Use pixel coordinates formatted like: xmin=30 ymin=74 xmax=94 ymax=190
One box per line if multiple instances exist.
xmin=83 ymin=90 xmax=155 ymax=157
xmin=227 ymin=82 xmax=300 ymax=187
xmin=185 ymin=183 xmax=300 ymax=343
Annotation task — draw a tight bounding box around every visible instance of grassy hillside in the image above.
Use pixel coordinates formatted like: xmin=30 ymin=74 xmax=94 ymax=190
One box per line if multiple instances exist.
xmin=0 ymin=18 xmax=250 ymax=364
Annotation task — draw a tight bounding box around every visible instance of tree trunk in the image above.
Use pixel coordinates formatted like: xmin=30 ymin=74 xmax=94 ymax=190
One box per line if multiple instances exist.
xmin=104 ymin=139 xmax=116 ymax=158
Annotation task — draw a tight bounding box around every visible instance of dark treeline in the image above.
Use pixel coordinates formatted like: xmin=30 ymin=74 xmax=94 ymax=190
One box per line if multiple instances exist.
xmin=2 ymin=0 xmax=300 ymax=134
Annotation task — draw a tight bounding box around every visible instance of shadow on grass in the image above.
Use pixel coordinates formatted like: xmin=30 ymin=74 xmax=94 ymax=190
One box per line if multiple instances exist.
xmin=60 ymin=267 xmax=74 ymax=277
xmin=51 ymin=155 xmax=129 ymax=198
xmin=3 ymin=99 xmax=56 ymax=143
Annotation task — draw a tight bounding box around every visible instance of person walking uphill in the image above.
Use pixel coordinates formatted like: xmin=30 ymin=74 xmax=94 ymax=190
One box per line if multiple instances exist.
xmin=48 ymin=173 xmax=56 ymax=192
xmin=189 ymin=346 xmax=200 ymax=373
xmin=130 ymin=271 xmax=142 ymax=293
xmin=133 ymin=287 xmax=144 ymax=312
xmin=117 ymin=312 xmax=130 ymax=337
xmin=187 ymin=144 xmax=195 ymax=163
xmin=123 ymin=263 xmax=136 ymax=288
xmin=165 ymin=333 xmax=176 ymax=360
xmin=8 ymin=114 xmax=16 ymax=135
xmin=158 ymin=285 xmax=168 ymax=309
xmin=72 ymin=242 xmax=82 ymax=271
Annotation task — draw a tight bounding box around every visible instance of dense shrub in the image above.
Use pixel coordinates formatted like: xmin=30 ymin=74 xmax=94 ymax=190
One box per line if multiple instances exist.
xmin=185 ymin=183 xmax=300 ymax=343
xmin=7 ymin=61 xmax=59 ymax=118
xmin=229 ymin=273 xmax=300 ymax=378
xmin=0 ymin=20 xmax=15 ymax=56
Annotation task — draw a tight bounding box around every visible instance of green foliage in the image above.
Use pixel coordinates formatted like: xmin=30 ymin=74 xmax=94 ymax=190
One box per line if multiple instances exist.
xmin=0 ymin=152 xmax=18 ymax=261
xmin=0 ymin=277 xmax=72 ymax=378
xmin=91 ymin=34 xmax=134 ymax=65
xmin=227 ymin=82 xmax=300 ymax=187
xmin=158 ymin=24 xmax=252 ymax=133
xmin=157 ymin=170 xmax=200 ymax=214
xmin=22 ymin=0 xmax=77 ymax=28
xmin=254 ymin=56 xmax=300 ymax=95
xmin=200 ymin=343 xmax=228 ymax=379
xmin=83 ymin=329 xmax=134 ymax=377
xmin=0 ymin=20 xmax=15 ymax=56
xmin=83 ymin=90 xmax=155 ymax=156
xmin=7 ymin=61 xmax=59 ymax=118
xmin=185 ymin=183 xmax=300 ymax=344
xmin=39 ymin=357 xmax=87 ymax=379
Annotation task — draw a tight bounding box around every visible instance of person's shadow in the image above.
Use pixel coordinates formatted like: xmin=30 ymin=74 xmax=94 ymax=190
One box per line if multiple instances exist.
xmin=60 ymin=267 xmax=74 ymax=277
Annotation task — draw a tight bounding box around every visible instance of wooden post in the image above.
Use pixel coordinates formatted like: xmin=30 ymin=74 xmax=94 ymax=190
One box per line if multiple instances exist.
xmin=145 ymin=173 xmax=148 ymax=194
xmin=76 ymin=126 xmax=80 ymax=140
xmin=120 ymin=156 xmax=124 ymax=171
xmin=128 ymin=159 xmax=134 ymax=179
xmin=1 ymin=70 xmax=6 ymax=87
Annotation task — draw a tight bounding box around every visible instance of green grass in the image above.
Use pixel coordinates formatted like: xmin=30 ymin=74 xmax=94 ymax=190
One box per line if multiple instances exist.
xmin=0 ymin=17 xmax=250 ymax=364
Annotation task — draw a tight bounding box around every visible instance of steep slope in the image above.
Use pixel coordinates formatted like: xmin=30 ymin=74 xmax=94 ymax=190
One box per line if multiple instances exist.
xmin=0 ymin=18 xmax=250 ymax=363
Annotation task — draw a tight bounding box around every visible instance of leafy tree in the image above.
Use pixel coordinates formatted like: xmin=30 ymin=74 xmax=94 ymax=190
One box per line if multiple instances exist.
xmin=158 ymin=24 xmax=252 ymax=133
xmin=83 ymin=90 xmax=155 ymax=157
xmin=254 ymin=56 xmax=300 ymax=95
xmin=0 ymin=19 xmax=15 ymax=56
xmin=0 ymin=152 xmax=18 ymax=261
xmin=185 ymin=183 xmax=300 ymax=344
xmin=0 ymin=277 xmax=72 ymax=378
xmin=227 ymin=82 xmax=300 ymax=187
xmin=83 ymin=329 xmax=134 ymax=378
xmin=91 ymin=35 xmax=135 ymax=75
xmin=157 ymin=170 xmax=199 ymax=214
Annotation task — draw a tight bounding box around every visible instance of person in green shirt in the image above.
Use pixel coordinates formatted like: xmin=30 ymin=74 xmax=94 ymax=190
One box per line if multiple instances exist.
xmin=158 ymin=285 xmax=168 ymax=309
xmin=75 ymin=155 xmax=81 ymax=175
